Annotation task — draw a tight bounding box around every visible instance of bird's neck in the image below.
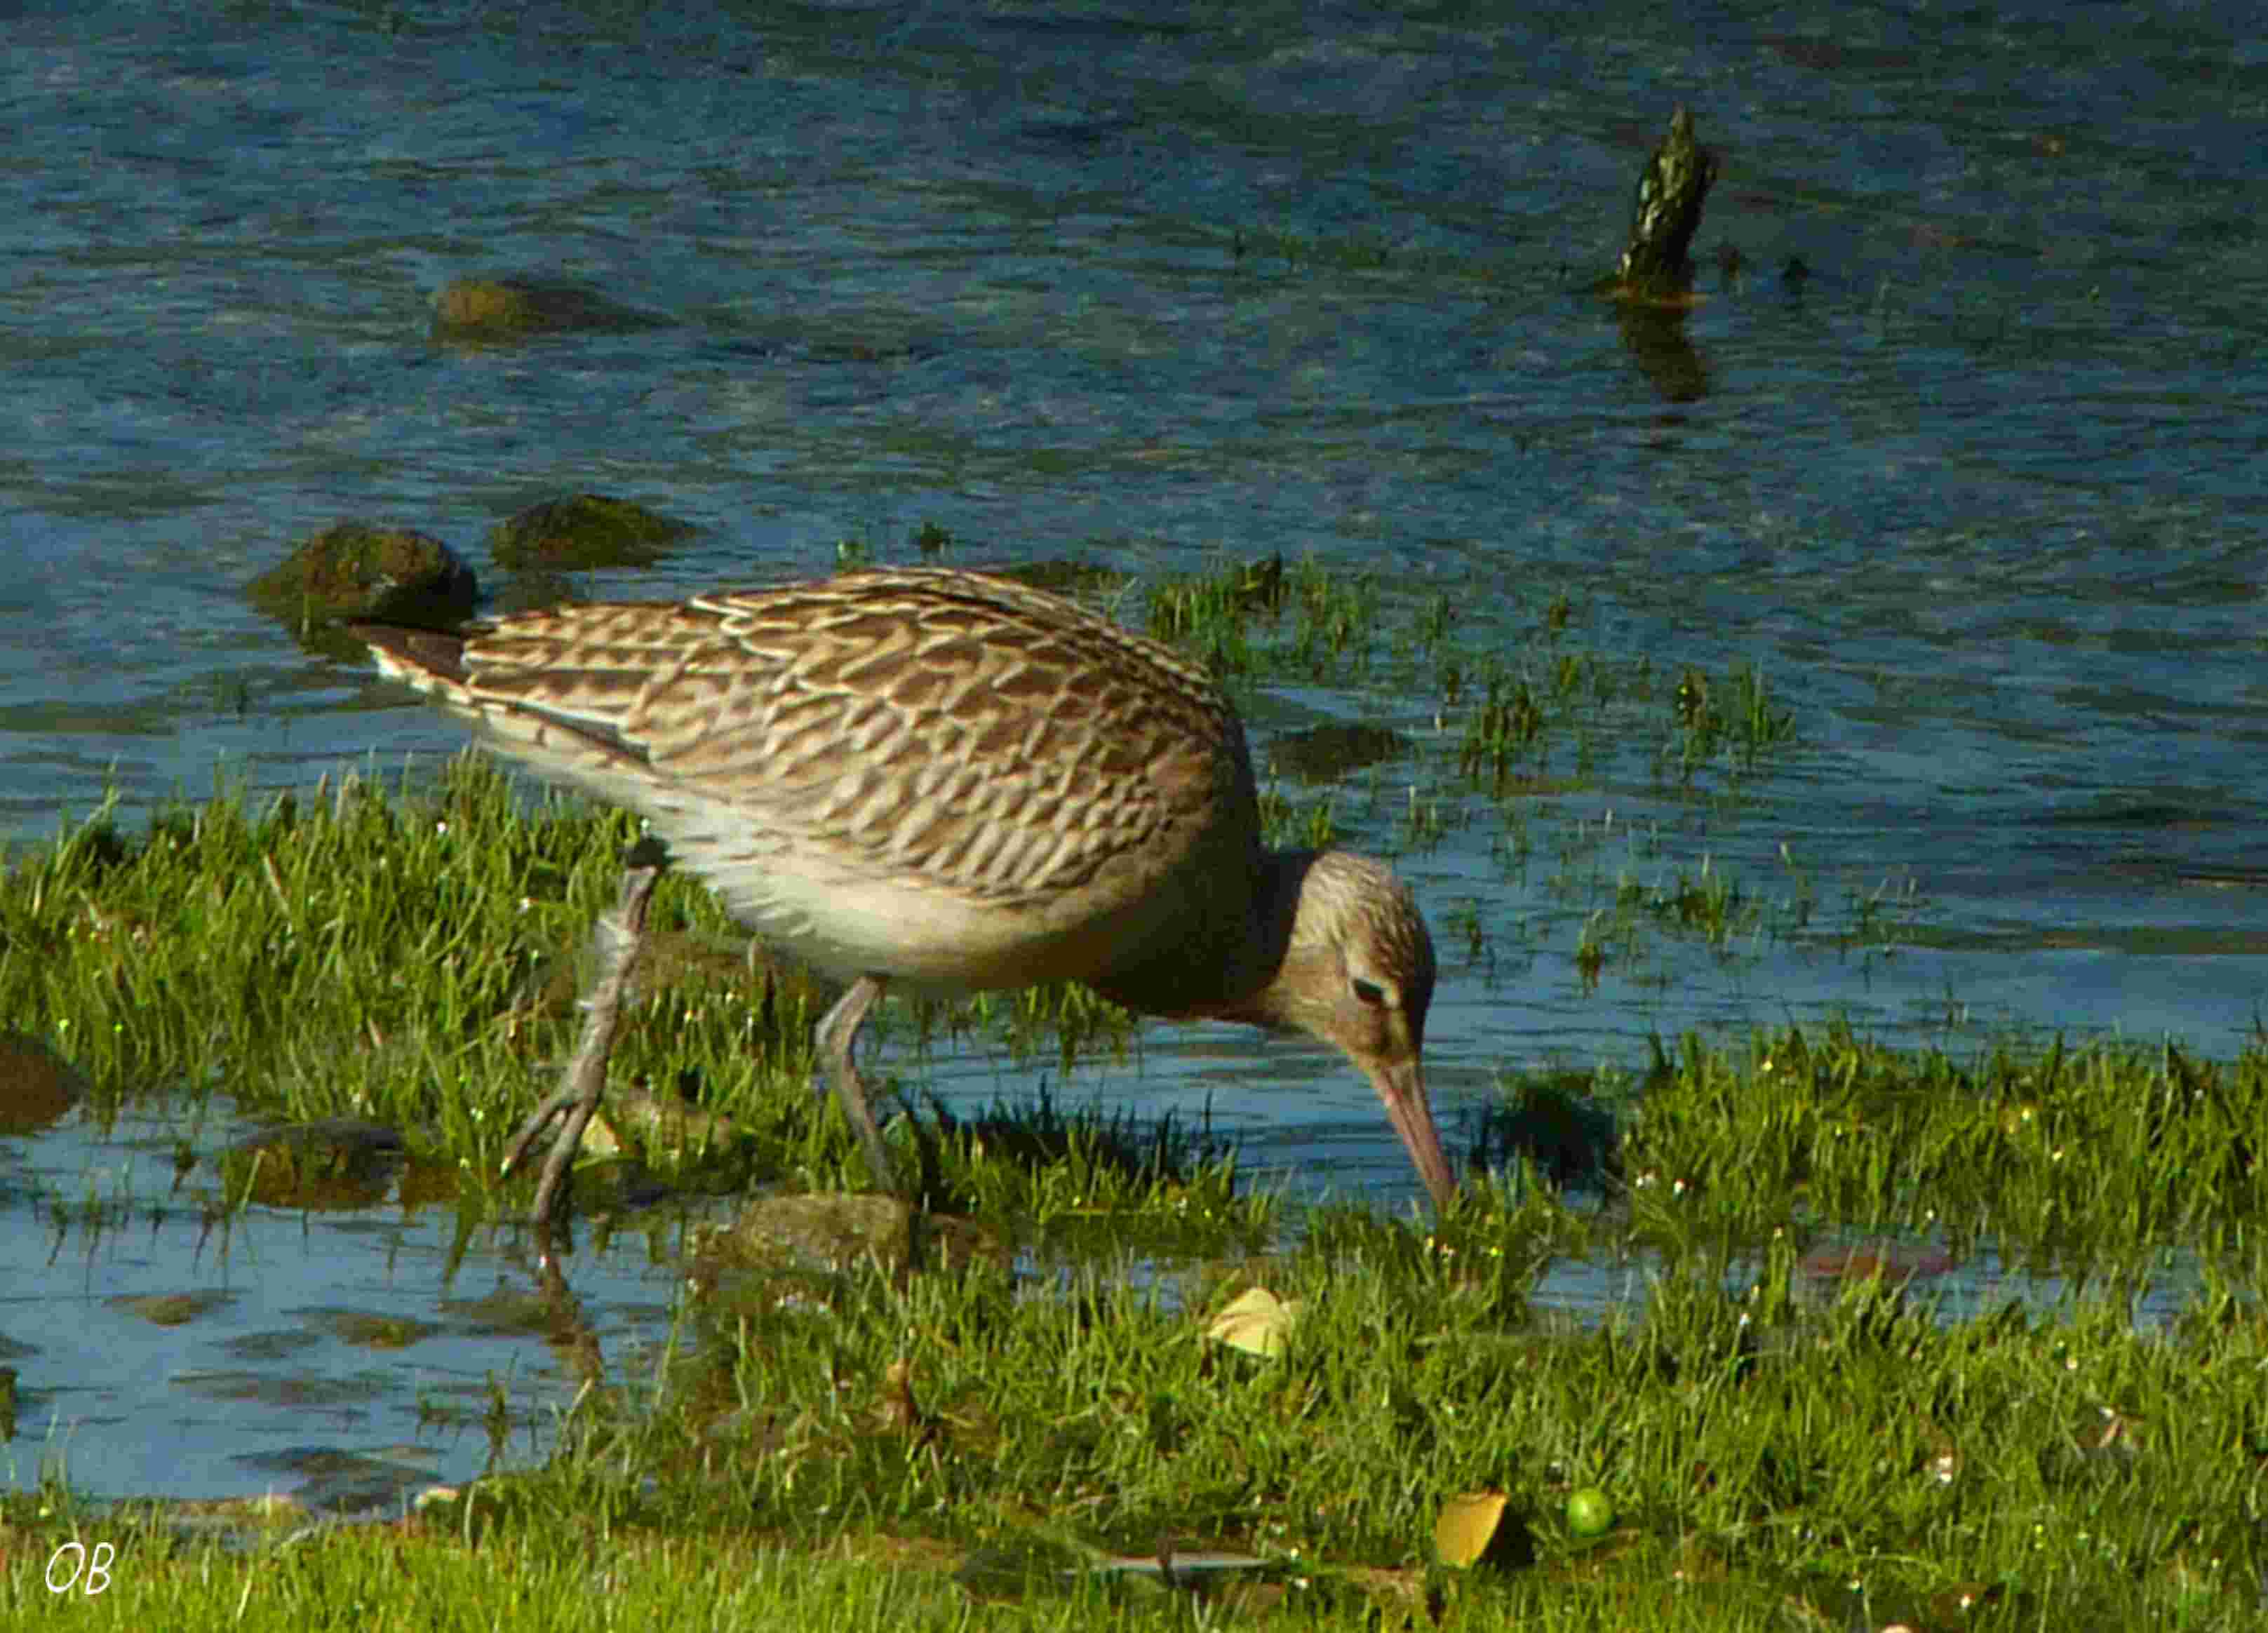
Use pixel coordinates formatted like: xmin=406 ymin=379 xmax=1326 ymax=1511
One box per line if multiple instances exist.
xmin=1092 ymin=848 xmax=1315 ymax=1025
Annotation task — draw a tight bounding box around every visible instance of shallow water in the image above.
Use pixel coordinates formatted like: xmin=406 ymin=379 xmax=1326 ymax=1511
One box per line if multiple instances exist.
xmin=1 ymin=0 xmax=2262 ymax=1504
xmin=0 ymin=1095 xmax=694 ymax=1510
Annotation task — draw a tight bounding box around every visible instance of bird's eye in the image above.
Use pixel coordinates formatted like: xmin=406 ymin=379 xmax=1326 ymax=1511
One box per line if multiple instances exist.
xmin=1350 ymin=978 xmax=1386 ymax=1007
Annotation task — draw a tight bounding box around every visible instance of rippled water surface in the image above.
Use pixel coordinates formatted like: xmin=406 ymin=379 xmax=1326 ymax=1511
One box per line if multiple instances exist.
xmin=2 ymin=0 xmax=2262 ymax=1504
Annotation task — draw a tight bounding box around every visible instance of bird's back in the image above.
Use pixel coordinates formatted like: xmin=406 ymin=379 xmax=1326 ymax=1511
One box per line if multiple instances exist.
xmin=357 ymin=569 xmax=1263 ymax=994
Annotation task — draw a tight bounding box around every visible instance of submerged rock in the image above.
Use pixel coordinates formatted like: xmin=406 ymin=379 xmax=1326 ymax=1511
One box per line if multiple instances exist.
xmin=1269 ymin=721 xmax=1410 ymax=784
xmin=220 ymin=1117 xmax=412 ymax=1211
xmin=431 ymin=277 xmax=667 ymax=341
xmin=487 ymin=493 xmax=697 ymax=571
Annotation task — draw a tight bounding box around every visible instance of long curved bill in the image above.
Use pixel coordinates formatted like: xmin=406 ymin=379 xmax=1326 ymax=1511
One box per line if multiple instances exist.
xmin=1364 ymin=1056 xmax=1458 ymax=1214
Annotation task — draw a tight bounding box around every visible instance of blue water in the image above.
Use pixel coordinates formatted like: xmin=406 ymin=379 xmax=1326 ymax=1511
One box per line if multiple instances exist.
xmin=0 ymin=0 xmax=2261 ymax=1505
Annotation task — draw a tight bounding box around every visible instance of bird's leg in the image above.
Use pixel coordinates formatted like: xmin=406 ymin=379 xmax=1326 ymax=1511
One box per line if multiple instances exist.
xmin=502 ymin=842 xmax=666 ymax=1229
xmin=812 ymin=974 xmax=900 ymax=1193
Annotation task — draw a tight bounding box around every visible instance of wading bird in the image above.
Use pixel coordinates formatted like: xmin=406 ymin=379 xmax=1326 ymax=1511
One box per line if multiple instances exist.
xmin=354 ymin=568 xmax=1455 ymax=1222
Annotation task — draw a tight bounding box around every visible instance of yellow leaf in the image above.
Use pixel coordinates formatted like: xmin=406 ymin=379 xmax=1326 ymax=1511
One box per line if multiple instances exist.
xmin=1435 ymin=1490 xmax=1508 ymax=1568
xmin=1202 ymin=1286 xmax=1303 ymax=1358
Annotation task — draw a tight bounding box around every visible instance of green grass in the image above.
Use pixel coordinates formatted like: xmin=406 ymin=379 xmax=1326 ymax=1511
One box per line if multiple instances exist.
xmin=4 ymin=558 xmax=2265 ymax=1627
xmin=1621 ymin=1025 xmax=2268 ymax=1276
xmin=7 ymin=1106 xmax=2266 ymax=1628
xmin=3 ymin=774 xmax=2267 ymax=1626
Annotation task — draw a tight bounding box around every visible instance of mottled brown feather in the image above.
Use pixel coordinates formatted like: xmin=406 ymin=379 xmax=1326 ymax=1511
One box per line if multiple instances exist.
xmin=354 ymin=566 xmax=1458 ymax=1209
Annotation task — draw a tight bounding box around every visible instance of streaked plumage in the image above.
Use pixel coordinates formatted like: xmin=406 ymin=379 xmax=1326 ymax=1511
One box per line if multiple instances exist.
xmin=356 ymin=567 xmax=1454 ymax=1214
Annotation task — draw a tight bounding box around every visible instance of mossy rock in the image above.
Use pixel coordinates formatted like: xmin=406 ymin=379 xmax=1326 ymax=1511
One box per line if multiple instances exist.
xmin=487 ymin=493 xmax=697 ymax=571
xmin=246 ymin=523 xmax=477 ymax=654
xmin=694 ymin=1193 xmax=1007 ymax=1282
xmin=431 ymin=276 xmax=667 ymax=341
